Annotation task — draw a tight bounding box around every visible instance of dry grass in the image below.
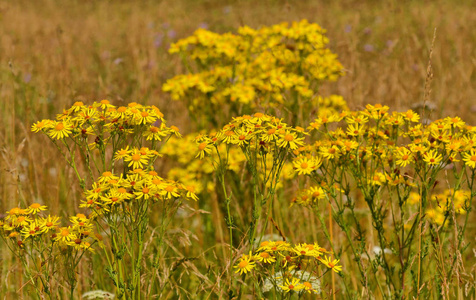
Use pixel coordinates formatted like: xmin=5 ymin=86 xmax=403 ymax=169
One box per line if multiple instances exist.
xmin=1 ymin=0 xmax=476 ymax=298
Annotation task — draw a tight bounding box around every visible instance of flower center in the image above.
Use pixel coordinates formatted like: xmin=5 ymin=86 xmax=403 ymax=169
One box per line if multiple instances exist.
xmin=238 ymin=260 xmax=248 ymax=268
xmin=199 ymin=142 xmax=207 ymax=150
xmin=284 ymin=134 xmax=294 ymax=141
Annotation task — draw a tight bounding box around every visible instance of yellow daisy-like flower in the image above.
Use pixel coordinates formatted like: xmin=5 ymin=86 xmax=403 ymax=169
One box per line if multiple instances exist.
xmin=134 ymin=184 xmax=155 ymax=200
xmin=48 ymin=120 xmax=73 ymax=140
xmin=170 ymin=125 xmax=182 ymax=138
xmin=100 ymin=192 xmax=126 ymax=206
xmin=97 ymin=171 xmax=120 ymax=184
xmin=13 ymin=215 xmax=32 ymax=227
xmin=320 ymin=145 xmax=340 ymax=160
xmin=134 ymin=109 xmax=158 ymax=125
xmin=219 ymin=129 xmax=236 ymax=144
xmin=346 ymin=124 xmax=365 ymax=137
xmin=143 ymin=125 xmax=168 ymax=141
xmin=277 ymin=131 xmax=304 ymax=150
xmin=40 ymin=215 xmax=60 ymax=233
xmin=124 ymin=149 xmax=149 ymax=169
xmin=21 ymin=222 xmax=42 ymax=239
xmin=26 ymin=203 xmax=48 ymax=215
xmin=55 ymin=226 xmax=76 ymax=245
xmin=196 ymin=141 xmax=213 ymax=159
xmin=395 ymin=147 xmax=413 ymax=167
xmin=292 ymin=156 xmax=322 ymax=175
xmin=258 ymin=240 xmax=291 ymax=252
xmin=293 ymin=244 xmax=320 ymax=258
xmin=254 ymin=251 xmax=276 ymax=264
xmin=422 ymin=149 xmax=443 ymax=166
xmin=114 ymin=146 xmax=131 ymax=160
xmin=462 ymin=149 xmax=476 ymax=169
xmin=308 ymin=186 xmax=326 ymax=201
xmin=234 ymin=255 xmax=256 ymax=275
xmin=279 ymin=277 xmax=304 ymax=293
xmin=184 ymin=185 xmax=199 ymax=201
xmin=321 ymin=256 xmax=343 ymax=273
xmin=162 ymin=184 xmax=180 ymax=199
xmin=31 ymin=119 xmax=53 ymax=133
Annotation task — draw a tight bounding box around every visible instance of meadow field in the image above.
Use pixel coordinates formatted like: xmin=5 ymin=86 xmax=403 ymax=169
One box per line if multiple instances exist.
xmin=1 ymin=0 xmax=476 ymax=299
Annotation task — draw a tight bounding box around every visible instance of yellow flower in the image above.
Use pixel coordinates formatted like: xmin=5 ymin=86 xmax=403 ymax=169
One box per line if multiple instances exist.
xmin=31 ymin=119 xmax=53 ymax=132
xmin=124 ymin=149 xmax=150 ymax=169
xmin=279 ymin=277 xmax=304 ymax=293
xmin=321 ymin=256 xmax=342 ymax=273
xmin=234 ymin=255 xmax=255 ymax=275
xmin=21 ymin=222 xmax=42 ymax=240
xmin=395 ymin=147 xmax=413 ymax=167
xmin=133 ymin=184 xmax=155 ymax=200
xmin=195 ymin=141 xmax=213 ymax=159
xmin=277 ymin=131 xmax=304 ymax=150
xmin=254 ymin=251 xmax=276 ymax=264
xmin=114 ymin=146 xmax=131 ymax=160
xmin=320 ymin=145 xmax=340 ymax=160
xmin=40 ymin=215 xmax=60 ymax=233
xmin=134 ymin=109 xmax=158 ymax=125
xmin=462 ymin=149 xmax=476 ymax=169
xmin=293 ymin=156 xmax=321 ymax=175
xmin=422 ymin=149 xmax=443 ymax=166
xmin=346 ymin=124 xmax=365 ymax=137
xmin=445 ymin=116 xmax=465 ymax=128
xmin=309 ymin=186 xmax=326 ymax=201
xmin=143 ymin=125 xmax=168 ymax=141
xmin=48 ymin=120 xmax=73 ymax=139
xmin=162 ymin=184 xmax=180 ymax=199
xmin=55 ymin=226 xmax=76 ymax=245
xmin=26 ymin=203 xmax=48 ymax=215
xmin=293 ymin=244 xmax=320 ymax=258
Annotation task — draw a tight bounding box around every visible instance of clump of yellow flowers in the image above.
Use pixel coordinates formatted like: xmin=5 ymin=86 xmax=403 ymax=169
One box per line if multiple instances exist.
xmin=234 ymin=240 xmax=339 ymax=296
xmin=27 ymin=100 xmax=196 ymax=299
xmin=0 ymin=204 xmax=101 ymax=298
xmin=289 ymin=104 xmax=476 ymax=298
xmin=163 ymin=20 xmax=347 ymax=127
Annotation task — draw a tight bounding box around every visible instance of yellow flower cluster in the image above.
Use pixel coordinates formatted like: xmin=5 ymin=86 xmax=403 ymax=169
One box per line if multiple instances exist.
xmin=163 ymin=20 xmax=345 ymax=121
xmin=196 ymin=113 xmax=308 ymax=155
xmin=294 ymin=104 xmax=476 ymax=178
xmin=234 ymin=240 xmax=341 ymax=295
xmin=31 ymin=100 xmax=180 ymax=143
xmin=162 ymin=133 xmax=245 ymax=194
xmin=80 ymin=147 xmax=197 ymax=215
xmin=1 ymin=204 xmax=100 ymax=251
xmin=162 ymin=132 xmax=296 ymax=196
xmin=410 ymin=189 xmax=471 ymax=225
